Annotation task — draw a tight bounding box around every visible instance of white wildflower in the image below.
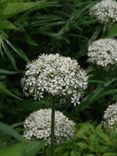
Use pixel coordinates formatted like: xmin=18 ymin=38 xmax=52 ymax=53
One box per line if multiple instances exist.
xmin=88 ymin=38 xmax=117 ymax=67
xmin=103 ymin=102 xmax=117 ymax=128
xmin=23 ymin=109 xmax=75 ymax=143
xmin=90 ymin=0 xmax=117 ymax=23
xmin=21 ymin=53 xmax=88 ymax=105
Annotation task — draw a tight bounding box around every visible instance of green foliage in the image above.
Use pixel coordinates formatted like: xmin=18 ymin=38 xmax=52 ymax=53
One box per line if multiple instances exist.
xmin=0 ymin=143 xmax=24 ymax=156
xmin=0 ymin=0 xmax=117 ymax=155
xmin=0 ymin=20 xmax=18 ymax=30
xmin=0 ymin=122 xmax=23 ymax=141
xmin=0 ymin=1 xmax=54 ymax=19
xmin=108 ymin=24 xmax=117 ymax=37
xmin=0 ymin=140 xmax=46 ymax=156
xmin=0 ymin=82 xmax=22 ymax=100
xmin=0 ymin=0 xmax=55 ymax=69
xmin=56 ymin=123 xmax=117 ymax=156
xmin=24 ymin=140 xmax=46 ymax=156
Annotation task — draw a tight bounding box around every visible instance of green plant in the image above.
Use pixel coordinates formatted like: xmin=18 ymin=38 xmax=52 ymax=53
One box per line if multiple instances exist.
xmin=56 ymin=122 xmax=117 ymax=156
xmin=0 ymin=0 xmax=117 ymax=155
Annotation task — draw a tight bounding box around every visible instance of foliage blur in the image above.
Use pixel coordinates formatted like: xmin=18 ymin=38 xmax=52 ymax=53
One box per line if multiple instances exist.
xmin=0 ymin=0 xmax=117 ymax=155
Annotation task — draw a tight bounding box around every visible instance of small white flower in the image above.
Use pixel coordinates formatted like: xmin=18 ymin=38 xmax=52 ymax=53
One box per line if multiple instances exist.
xmin=88 ymin=38 xmax=117 ymax=67
xmin=24 ymin=109 xmax=75 ymax=143
xmin=90 ymin=0 xmax=117 ymax=23
xmin=103 ymin=102 xmax=117 ymax=128
xmin=21 ymin=53 xmax=88 ymax=105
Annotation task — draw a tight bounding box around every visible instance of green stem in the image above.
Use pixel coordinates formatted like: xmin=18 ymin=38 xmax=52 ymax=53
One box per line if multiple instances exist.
xmin=51 ymin=102 xmax=55 ymax=156
xmin=102 ymin=23 xmax=112 ymax=38
xmin=102 ymin=24 xmax=107 ymax=38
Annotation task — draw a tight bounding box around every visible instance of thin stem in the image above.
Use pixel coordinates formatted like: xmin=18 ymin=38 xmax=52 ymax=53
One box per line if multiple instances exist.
xmin=51 ymin=102 xmax=55 ymax=156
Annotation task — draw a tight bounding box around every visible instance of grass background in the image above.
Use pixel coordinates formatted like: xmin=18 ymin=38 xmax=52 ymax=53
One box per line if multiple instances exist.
xmin=0 ymin=0 xmax=117 ymax=155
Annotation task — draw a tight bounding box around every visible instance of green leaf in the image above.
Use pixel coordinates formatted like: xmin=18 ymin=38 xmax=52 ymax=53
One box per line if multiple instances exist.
xmin=22 ymin=34 xmax=38 ymax=47
xmin=21 ymin=100 xmax=43 ymax=112
xmin=0 ymin=82 xmax=22 ymax=100
xmin=88 ymin=26 xmax=101 ymax=45
xmin=96 ymin=89 xmax=117 ymax=99
xmin=0 ymin=140 xmax=46 ymax=156
xmin=58 ymin=2 xmax=92 ymax=36
xmin=0 ymin=1 xmax=55 ymax=19
xmin=63 ymin=152 xmax=69 ymax=156
xmin=76 ymin=78 xmax=117 ymax=112
xmin=108 ymin=24 xmax=117 ymax=37
xmin=85 ymin=154 xmax=95 ymax=156
xmin=96 ymin=131 xmax=110 ymax=144
xmin=77 ymin=142 xmax=88 ymax=150
xmin=1 ymin=40 xmax=17 ymax=69
xmin=24 ymin=140 xmax=46 ymax=156
xmin=70 ymin=150 xmax=78 ymax=156
xmin=103 ymin=153 xmax=116 ymax=156
xmin=76 ymin=123 xmax=94 ymax=137
xmin=0 ymin=122 xmax=24 ymax=141
xmin=0 ymin=143 xmax=24 ymax=156
xmin=88 ymin=79 xmax=105 ymax=84
xmin=0 ymin=69 xmax=17 ymax=74
xmin=0 ymin=20 xmax=18 ymax=30
xmin=5 ymin=39 xmax=29 ymax=62
xmin=0 ymin=32 xmax=29 ymax=66
xmin=21 ymin=98 xmax=51 ymax=112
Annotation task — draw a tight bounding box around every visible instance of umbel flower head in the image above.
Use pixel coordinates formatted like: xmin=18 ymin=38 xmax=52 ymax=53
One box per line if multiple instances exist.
xmin=21 ymin=53 xmax=88 ymax=105
xmin=88 ymin=38 xmax=117 ymax=67
xmin=23 ymin=109 xmax=75 ymax=143
xmin=103 ymin=102 xmax=117 ymax=128
xmin=90 ymin=0 xmax=117 ymax=23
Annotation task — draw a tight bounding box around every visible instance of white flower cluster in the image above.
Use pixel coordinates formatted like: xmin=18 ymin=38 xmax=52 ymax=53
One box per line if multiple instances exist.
xmin=103 ymin=102 xmax=117 ymax=128
xmin=88 ymin=38 xmax=117 ymax=67
xmin=24 ymin=109 xmax=75 ymax=143
xmin=21 ymin=53 xmax=88 ymax=105
xmin=90 ymin=0 xmax=117 ymax=23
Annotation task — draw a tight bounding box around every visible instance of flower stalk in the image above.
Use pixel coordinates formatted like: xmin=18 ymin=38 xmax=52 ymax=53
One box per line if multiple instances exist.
xmin=51 ymin=102 xmax=55 ymax=156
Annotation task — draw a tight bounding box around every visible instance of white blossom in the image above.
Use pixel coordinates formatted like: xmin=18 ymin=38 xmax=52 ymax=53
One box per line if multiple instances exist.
xmin=21 ymin=53 xmax=88 ymax=105
xmin=24 ymin=109 xmax=75 ymax=143
xmin=88 ymin=38 xmax=117 ymax=67
xmin=103 ymin=102 xmax=117 ymax=128
xmin=90 ymin=0 xmax=117 ymax=23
